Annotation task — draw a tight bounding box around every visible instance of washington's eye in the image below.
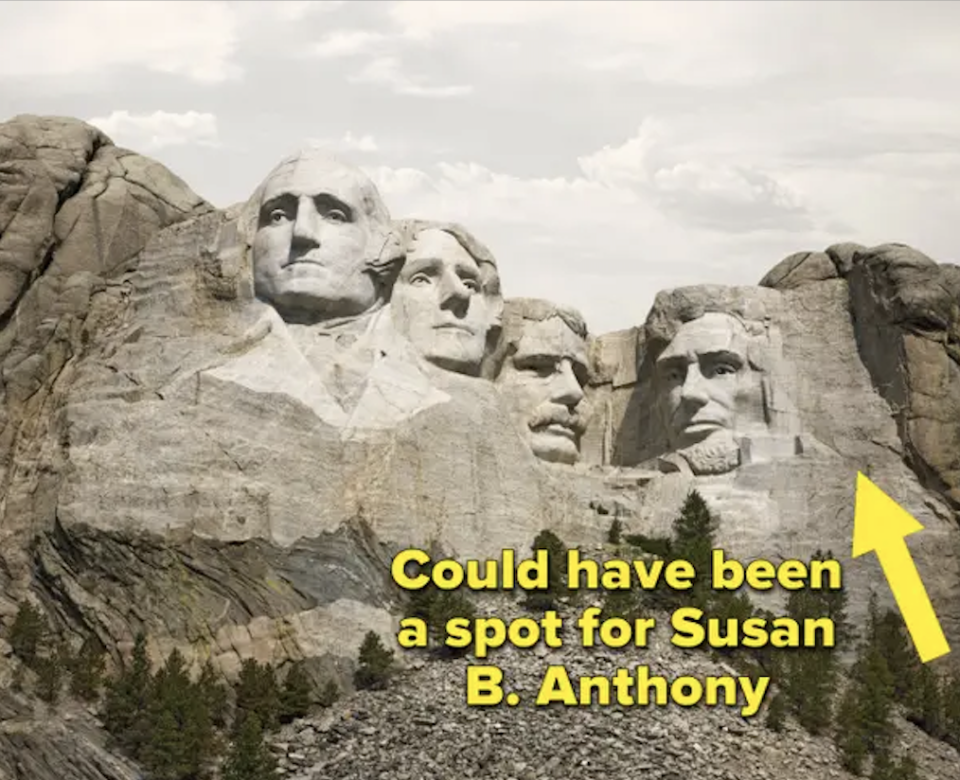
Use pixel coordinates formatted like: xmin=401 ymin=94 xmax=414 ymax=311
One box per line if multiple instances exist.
xmin=327 ymin=209 xmax=347 ymax=223
xmin=462 ymin=277 xmax=480 ymax=292
xmin=270 ymin=209 xmax=288 ymax=224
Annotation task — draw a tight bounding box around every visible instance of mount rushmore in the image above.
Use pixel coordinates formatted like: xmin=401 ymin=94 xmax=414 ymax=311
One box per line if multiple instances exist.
xmin=0 ymin=115 xmax=958 ymax=688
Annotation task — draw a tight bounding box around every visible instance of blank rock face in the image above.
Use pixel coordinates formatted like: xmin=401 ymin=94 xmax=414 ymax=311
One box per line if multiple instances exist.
xmin=760 ymin=241 xmax=960 ymax=509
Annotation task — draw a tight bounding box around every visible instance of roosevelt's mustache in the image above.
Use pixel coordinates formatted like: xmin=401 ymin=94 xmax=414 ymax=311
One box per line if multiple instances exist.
xmin=528 ymin=404 xmax=586 ymax=436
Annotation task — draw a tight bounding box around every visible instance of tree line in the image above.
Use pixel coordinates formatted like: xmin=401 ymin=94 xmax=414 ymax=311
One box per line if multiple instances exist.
xmin=3 ymin=603 xmax=397 ymax=780
xmin=605 ymin=490 xmax=957 ymax=780
xmin=7 ymin=491 xmax=959 ymax=779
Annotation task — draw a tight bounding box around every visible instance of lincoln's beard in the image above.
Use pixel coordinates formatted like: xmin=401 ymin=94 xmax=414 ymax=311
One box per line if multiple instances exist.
xmin=675 ymin=429 xmax=740 ymax=475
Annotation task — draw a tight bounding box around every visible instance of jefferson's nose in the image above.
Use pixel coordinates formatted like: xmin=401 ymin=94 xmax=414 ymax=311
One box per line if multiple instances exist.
xmin=438 ymin=270 xmax=471 ymax=311
xmin=291 ymin=197 xmax=322 ymax=249
xmin=551 ymin=360 xmax=584 ymax=407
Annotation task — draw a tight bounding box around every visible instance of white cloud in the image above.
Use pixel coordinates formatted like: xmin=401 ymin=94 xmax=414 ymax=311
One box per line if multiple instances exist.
xmin=577 ymin=120 xmax=810 ymax=232
xmin=388 ymin=1 xmax=960 ymax=88
xmin=88 ymin=110 xmax=220 ymax=151
xmin=350 ymin=56 xmax=472 ymax=98
xmin=364 ymin=166 xmax=438 ymax=198
xmin=389 ymin=1 xmax=554 ymax=39
xmin=350 ymin=73 xmax=960 ymax=332
xmin=577 ymin=119 xmax=665 ymax=188
xmin=388 ymin=1 xmax=804 ymax=87
xmin=361 ymin=147 xmax=838 ymax=332
xmin=0 ymin=1 xmax=243 ymax=83
xmin=305 ymin=131 xmax=379 ymax=153
xmin=310 ymin=30 xmax=388 ymax=58
xmin=9 ymin=0 xmax=955 ymax=333
xmin=0 ymin=0 xmax=346 ymax=84
xmin=268 ymin=1 xmax=344 ymax=22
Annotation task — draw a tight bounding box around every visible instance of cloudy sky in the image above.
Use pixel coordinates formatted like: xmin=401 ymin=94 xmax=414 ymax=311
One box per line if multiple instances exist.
xmin=2 ymin=1 xmax=958 ymax=334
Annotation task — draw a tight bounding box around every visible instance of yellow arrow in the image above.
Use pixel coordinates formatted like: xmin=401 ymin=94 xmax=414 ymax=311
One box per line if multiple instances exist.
xmin=852 ymin=471 xmax=950 ymax=663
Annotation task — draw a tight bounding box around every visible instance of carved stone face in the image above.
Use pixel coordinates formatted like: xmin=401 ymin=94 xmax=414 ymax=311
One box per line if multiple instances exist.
xmin=252 ymin=155 xmax=387 ymax=322
xmin=391 ymin=228 xmax=498 ymax=376
xmin=495 ymin=316 xmax=589 ymax=465
xmin=655 ymin=312 xmax=766 ymax=450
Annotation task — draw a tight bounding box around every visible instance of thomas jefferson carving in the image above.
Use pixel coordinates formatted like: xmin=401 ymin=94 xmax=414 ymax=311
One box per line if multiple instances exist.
xmin=390 ymin=220 xmax=502 ymax=377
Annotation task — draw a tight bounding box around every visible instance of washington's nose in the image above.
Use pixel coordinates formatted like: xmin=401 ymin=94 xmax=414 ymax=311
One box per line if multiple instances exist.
xmin=291 ymin=197 xmax=321 ymax=251
xmin=551 ymin=360 xmax=584 ymax=407
xmin=438 ymin=271 xmax=471 ymax=313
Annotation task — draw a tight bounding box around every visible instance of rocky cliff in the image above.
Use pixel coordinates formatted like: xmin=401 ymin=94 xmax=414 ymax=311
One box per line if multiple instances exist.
xmin=0 ymin=115 xmax=958 ymax=779
xmin=586 ymin=252 xmax=960 ymax=653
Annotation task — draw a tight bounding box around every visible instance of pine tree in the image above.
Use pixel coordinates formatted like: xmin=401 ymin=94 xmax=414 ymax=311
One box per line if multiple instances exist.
xmin=142 ymin=648 xmax=214 ymax=779
xmin=782 ymin=609 xmax=831 ymax=729
xmin=234 ymin=659 xmax=280 ymax=735
xmin=710 ymin=591 xmax=756 ymax=659
xmin=405 ymin=559 xmax=439 ymax=623
xmin=670 ymin=490 xmax=718 ymax=610
xmin=197 ymin=659 xmax=229 ymax=728
xmin=625 ymin=532 xmax=673 ymax=559
xmin=34 ymin=652 xmax=63 ymax=704
xmin=779 ymin=550 xmax=847 ymax=736
xmin=855 ymin=644 xmax=896 ymax=753
xmin=749 ymin=608 xmax=785 ymax=681
xmin=318 ymin=679 xmax=339 ymax=707
xmin=834 ymin=684 xmax=867 ymax=775
xmin=871 ymin=745 xmax=894 ymax=780
xmin=873 ymin=608 xmax=913 ymax=697
xmin=280 ymin=661 xmax=313 ymax=723
xmin=70 ymin=635 xmax=106 ymax=702
xmin=943 ymin=670 xmax=960 ymax=750
xmin=765 ymin=690 xmax=786 ymax=732
xmin=790 ymin=649 xmax=835 ymax=735
xmin=404 ymin=559 xmax=477 ymax=654
xmin=181 ymin=684 xmax=215 ymax=776
xmin=869 ymin=746 xmax=918 ymax=780
xmin=600 ymin=581 xmax=643 ymax=623
xmin=607 ymin=517 xmax=623 ymax=545
xmin=818 ymin=548 xmax=854 ymax=648
xmin=222 ymin=713 xmax=278 ymax=780
xmin=525 ymin=529 xmax=570 ymax=611
xmin=102 ymin=632 xmax=153 ymax=759
xmin=8 ymin=601 xmax=47 ymax=667
xmin=142 ymin=709 xmax=187 ymax=780
xmin=354 ymin=631 xmax=395 ymax=691
xmin=895 ymin=755 xmax=919 ymax=780
xmin=906 ymin=662 xmax=944 ymax=739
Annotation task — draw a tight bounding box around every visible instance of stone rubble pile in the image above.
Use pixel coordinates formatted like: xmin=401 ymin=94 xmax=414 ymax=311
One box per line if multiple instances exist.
xmin=272 ymin=594 xmax=960 ymax=780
